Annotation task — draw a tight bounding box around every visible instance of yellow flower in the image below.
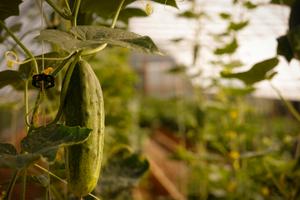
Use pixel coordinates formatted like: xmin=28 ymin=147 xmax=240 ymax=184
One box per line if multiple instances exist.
xmin=233 ymin=160 xmax=240 ymax=170
xmin=261 ymin=186 xmax=270 ymax=196
xmin=230 ymin=110 xmax=238 ymax=119
xmin=227 ymin=181 xmax=237 ymax=192
xmin=43 ymin=67 xmax=54 ymax=75
xmin=7 ymin=60 xmax=14 ymax=68
xmin=229 ymin=151 xmax=240 ymax=160
xmin=225 ymin=131 xmax=237 ymax=139
xmin=145 ymin=3 xmax=153 ymax=15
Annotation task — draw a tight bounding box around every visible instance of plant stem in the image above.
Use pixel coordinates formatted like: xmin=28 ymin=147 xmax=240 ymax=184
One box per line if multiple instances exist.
xmin=51 ymin=51 xmax=77 ymax=77
xmin=269 ymin=82 xmax=300 ymax=122
xmin=111 ymin=0 xmax=126 ymax=28
xmin=64 ymin=0 xmax=71 ymax=13
xmin=72 ymin=0 xmax=82 ymax=27
xmin=0 ymin=20 xmax=39 ymax=74
xmin=30 ymin=91 xmax=42 ymax=127
xmin=3 ymin=170 xmax=20 ymax=200
xmin=21 ymin=170 xmax=27 ymax=200
xmin=81 ymin=0 xmax=124 ymax=56
xmin=81 ymin=44 xmax=107 ymax=56
xmin=50 ymin=54 xmax=80 ymax=124
xmin=44 ymin=0 xmax=71 ymax=19
xmin=24 ymin=80 xmax=30 ymax=131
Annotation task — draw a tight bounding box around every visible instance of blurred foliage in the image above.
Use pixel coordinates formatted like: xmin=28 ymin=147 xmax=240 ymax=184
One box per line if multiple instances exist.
xmin=89 ymin=47 xmax=139 ymax=147
xmin=139 ymin=97 xmax=205 ymax=141
xmin=140 ymin=90 xmax=300 ymax=199
xmin=95 ymin=147 xmax=149 ymax=200
xmin=187 ymin=93 xmax=300 ymax=200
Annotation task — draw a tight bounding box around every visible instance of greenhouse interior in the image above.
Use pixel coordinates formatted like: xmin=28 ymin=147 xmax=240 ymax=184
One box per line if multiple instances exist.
xmin=0 ymin=0 xmax=300 ymax=199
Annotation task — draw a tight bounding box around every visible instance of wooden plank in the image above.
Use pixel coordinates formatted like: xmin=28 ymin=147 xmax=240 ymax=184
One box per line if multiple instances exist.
xmin=144 ymin=138 xmax=187 ymax=200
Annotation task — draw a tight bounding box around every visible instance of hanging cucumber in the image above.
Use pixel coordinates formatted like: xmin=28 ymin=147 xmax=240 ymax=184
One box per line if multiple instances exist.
xmin=63 ymin=59 xmax=105 ymax=197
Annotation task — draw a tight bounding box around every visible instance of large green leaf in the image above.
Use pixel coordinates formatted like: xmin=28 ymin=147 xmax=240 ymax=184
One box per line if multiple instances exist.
xmin=81 ymin=0 xmax=177 ymax=19
xmin=37 ymin=30 xmax=100 ymax=52
xmin=119 ymin=8 xmax=148 ymax=24
xmin=0 ymin=70 xmax=22 ymax=89
xmin=214 ymin=38 xmax=238 ymax=55
xmin=98 ymin=147 xmax=149 ymax=199
xmin=38 ymin=27 xmax=161 ymax=54
xmin=0 ymin=0 xmax=22 ymax=21
xmin=71 ymin=25 xmax=161 ymax=54
xmin=221 ymin=57 xmax=279 ymax=85
xmin=21 ymin=124 xmax=91 ymax=161
xmin=0 ymin=143 xmax=41 ymax=169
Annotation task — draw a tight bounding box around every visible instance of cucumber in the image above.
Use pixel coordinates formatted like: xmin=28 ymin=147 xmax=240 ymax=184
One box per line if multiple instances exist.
xmin=63 ymin=59 xmax=105 ymax=197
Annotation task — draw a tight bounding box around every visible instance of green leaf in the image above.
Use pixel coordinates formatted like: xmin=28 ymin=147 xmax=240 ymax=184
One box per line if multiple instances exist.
xmin=178 ymin=11 xmax=203 ymax=19
xmin=0 ymin=143 xmax=41 ymax=169
xmin=219 ymin=12 xmax=231 ymax=20
xmin=119 ymin=8 xmax=148 ymax=24
xmin=152 ymin=0 xmax=178 ymax=8
xmin=287 ymin=26 xmax=300 ymax=58
xmin=214 ymin=38 xmax=238 ymax=55
xmin=37 ymin=30 xmax=100 ymax=52
xmin=0 ymin=70 xmax=22 ymax=89
xmin=0 ymin=0 xmax=22 ymax=21
xmin=71 ymin=26 xmax=161 ymax=54
xmin=277 ymin=35 xmax=294 ymax=62
xmin=228 ymin=20 xmax=249 ymax=31
xmin=81 ymin=0 xmax=130 ymax=19
xmin=0 ymin=153 xmax=41 ymax=169
xmin=167 ymin=64 xmax=186 ymax=74
xmin=98 ymin=147 xmax=149 ymax=199
xmin=21 ymin=124 xmax=91 ymax=162
xmin=223 ymin=86 xmax=256 ymax=96
xmin=81 ymin=0 xmax=177 ymax=19
xmin=38 ymin=27 xmax=161 ymax=54
xmin=270 ymin=0 xmax=294 ymax=6
xmin=0 ymin=143 xmax=17 ymax=155
xmin=243 ymin=1 xmax=257 ymax=9
xmin=221 ymin=57 xmax=279 ymax=85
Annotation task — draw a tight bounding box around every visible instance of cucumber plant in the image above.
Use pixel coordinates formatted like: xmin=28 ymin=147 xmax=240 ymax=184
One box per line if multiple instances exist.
xmin=0 ymin=0 xmax=178 ymax=199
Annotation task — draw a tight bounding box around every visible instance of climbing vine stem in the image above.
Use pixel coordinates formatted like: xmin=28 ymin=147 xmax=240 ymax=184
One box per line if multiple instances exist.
xmin=0 ymin=20 xmax=39 ymax=74
xmin=72 ymin=0 xmax=82 ymax=27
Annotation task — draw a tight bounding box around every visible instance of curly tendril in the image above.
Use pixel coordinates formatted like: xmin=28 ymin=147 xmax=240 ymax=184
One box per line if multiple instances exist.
xmin=4 ymin=50 xmax=75 ymax=67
